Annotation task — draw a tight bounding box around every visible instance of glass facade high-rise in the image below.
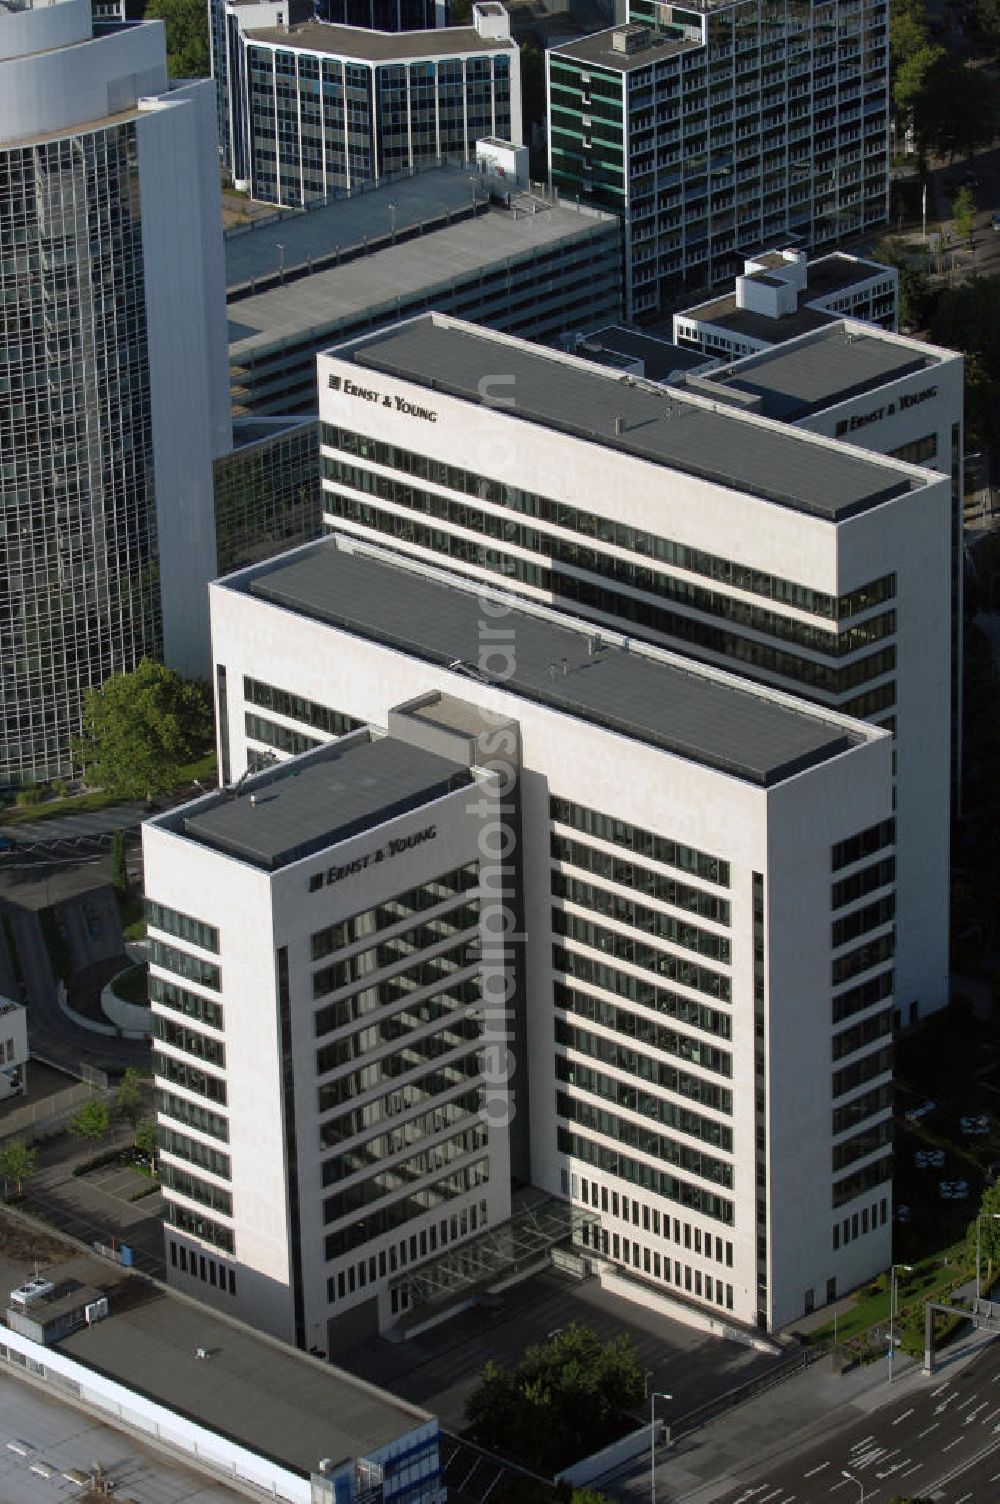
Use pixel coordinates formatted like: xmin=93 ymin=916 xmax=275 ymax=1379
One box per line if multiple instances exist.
xmin=0 ymin=0 xmax=230 ymax=788
xmin=547 ymin=0 xmax=890 ymax=318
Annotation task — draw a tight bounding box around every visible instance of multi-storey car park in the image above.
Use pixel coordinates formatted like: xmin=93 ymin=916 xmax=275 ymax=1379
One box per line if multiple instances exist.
xmin=214 ymin=0 xmax=520 ymax=207
xmin=170 ymin=530 xmax=899 ymax=1342
xmin=305 ymin=313 xmax=951 ymax=1031
xmin=546 ymin=0 xmax=889 ymax=317
xmin=224 ymin=164 xmax=623 ymax=415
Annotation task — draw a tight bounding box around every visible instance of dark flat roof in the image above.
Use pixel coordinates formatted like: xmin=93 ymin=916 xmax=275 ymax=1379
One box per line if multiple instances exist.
xmin=181 ymin=734 xmax=472 ymax=868
xmin=706 ymin=324 xmax=944 ymax=421
xmin=806 ymin=252 xmax=888 ymax=298
xmin=345 ymin=316 xmax=919 ymax=521
xmin=55 ymin=1275 xmax=432 ymax=1477
xmin=551 ymin=24 xmax=697 ymax=71
xmin=245 ymin=18 xmax=514 ymax=57
xmin=680 ymin=292 xmax=836 ymax=344
xmin=578 ymin=324 xmax=712 ymax=380
xmin=240 ymin=540 xmax=872 ymax=788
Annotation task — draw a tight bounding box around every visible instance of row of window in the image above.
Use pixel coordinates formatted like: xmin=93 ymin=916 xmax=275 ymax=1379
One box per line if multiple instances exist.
xmin=327 ymin=1199 xmax=488 ymax=1304
xmin=169 ymin=1240 xmax=237 ymax=1294
xmin=320 ymin=1089 xmax=482 ymax=1184
xmin=832 ymin=1115 xmax=893 ymax=1173
xmin=319 ymin=1056 xmax=483 ymax=1148
xmin=155 ymin=1015 xmax=225 ymax=1070
xmin=313 ymin=906 xmax=480 ymax=998
xmin=153 ymin=1050 xmax=227 ymax=1106
xmin=556 ymin=1053 xmax=731 ymax=1151
xmin=832 ymin=1152 xmax=892 ymax=1209
xmin=165 ymin=1200 xmax=234 ymax=1253
xmin=557 ymin=1019 xmax=732 ymax=1114
xmin=317 ymin=1007 xmax=480 ymax=1079
xmin=316 ymin=967 xmax=481 ymax=1041
xmin=149 ymin=939 xmax=221 ymax=993
xmin=320 ymin=422 xmax=894 ymax=623
xmin=832 ymin=1006 xmax=894 ymax=1063
xmin=317 ymin=1023 xmax=483 ymax=1115
xmin=559 ymin=1126 xmax=733 ymax=1224
xmin=322 ymin=1122 xmax=488 ymax=1226
xmin=311 ymin=863 xmax=478 ymax=961
xmin=245 ymin=710 xmax=319 ymax=757
xmin=324 ymin=1158 xmax=489 ymax=1259
xmin=832 ymin=894 xmax=895 ymax=950
xmin=243 ymin=675 xmax=363 ymax=739
xmin=832 ymin=1044 xmax=893 ymax=1100
xmin=831 ymin=931 xmax=895 ymax=987
xmin=555 ymin=983 xmax=732 ymax=1078
xmin=833 ymin=1196 xmax=889 ymax=1250
xmin=553 ymin=909 xmax=731 ymax=1002
xmin=159 ymin=1126 xmax=231 ymax=1181
xmin=145 ymin=901 xmax=218 ymax=954
xmin=831 ymin=817 xmax=895 ymax=872
xmin=161 ymin=1162 xmax=233 ymax=1217
xmin=551 ymin=795 xmax=728 ymax=887
xmin=149 ymin=976 xmax=223 ymax=1032
xmin=558 ymin=1092 xmax=732 ymax=1190
xmin=553 ymin=945 xmax=731 ymax=1039
xmin=831 ymin=855 xmax=895 ymax=912
xmin=155 ymin=1089 xmax=228 ymax=1143
xmin=552 ymin=833 xmax=730 ymax=924
xmin=554 ymin=872 xmax=731 ymax=964
xmin=832 ymin=967 xmax=894 ymax=1026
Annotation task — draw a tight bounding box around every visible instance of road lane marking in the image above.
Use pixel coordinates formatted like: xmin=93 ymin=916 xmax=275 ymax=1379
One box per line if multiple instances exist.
xmin=963 ymin=1402 xmax=989 ymax=1424
xmin=957 ymin=1393 xmax=980 ymax=1410
xmin=892 ymin=1408 xmax=914 ymax=1426
xmin=803 ymin=1463 xmax=829 ymax=1477
xmin=931 ymin=1383 xmax=950 ymax=1396
xmin=849 ymin=1437 xmax=874 ymax=1451
xmin=918 ymin=1423 xmax=939 ymax=1438
xmin=942 ymin=1437 xmax=965 ymax=1451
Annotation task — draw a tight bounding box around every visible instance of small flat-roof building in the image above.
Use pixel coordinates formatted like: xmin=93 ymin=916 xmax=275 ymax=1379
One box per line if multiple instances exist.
xmin=225 ymin=166 xmax=622 ymax=414
xmin=0 ymin=1247 xmax=442 ymax=1504
xmin=673 ymin=249 xmax=899 ymax=361
xmin=217 ymin=0 xmax=521 ymax=207
xmin=204 ymin=531 xmax=897 ymax=1335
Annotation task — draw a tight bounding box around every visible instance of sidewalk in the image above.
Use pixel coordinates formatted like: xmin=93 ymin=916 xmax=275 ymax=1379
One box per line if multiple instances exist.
xmin=635 ymin=1317 xmax=996 ymax=1503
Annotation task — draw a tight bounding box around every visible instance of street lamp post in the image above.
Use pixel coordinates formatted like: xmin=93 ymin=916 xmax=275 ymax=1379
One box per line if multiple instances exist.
xmin=888 ymin=1262 xmax=913 ymax=1383
xmin=842 ymin=1469 xmax=864 ymax=1503
xmin=649 ymin=1391 xmax=672 ymax=1504
xmin=975 ymin=1212 xmax=1000 ymax=1306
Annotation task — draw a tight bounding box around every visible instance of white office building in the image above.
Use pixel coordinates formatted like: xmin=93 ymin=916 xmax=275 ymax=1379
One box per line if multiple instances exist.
xmin=0 ymin=998 xmax=28 ymax=1101
xmin=0 ymin=0 xmax=230 ymax=785
xmin=673 ymin=247 xmax=898 ymax=360
xmin=143 ymin=727 xmax=513 ymax=1348
xmin=311 ymin=313 xmax=951 ymax=1026
xmin=193 ymin=529 xmax=899 ymax=1335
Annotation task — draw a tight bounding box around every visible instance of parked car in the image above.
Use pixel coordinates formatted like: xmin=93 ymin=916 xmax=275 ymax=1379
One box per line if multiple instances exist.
xmin=963 ymin=172 xmax=980 ymax=189
xmin=905 ymin=1099 xmax=937 ymax=1122
xmin=915 ymin=1149 xmax=946 ymax=1168
xmin=895 ymin=1203 xmax=912 ymax=1224
xmin=960 ymin=1114 xmax=991 ymax=1136
xmin=939 ymin=1179 xmax=970 ymax=1199
xmin=991 ymin=212 xmax=1000 ymax=232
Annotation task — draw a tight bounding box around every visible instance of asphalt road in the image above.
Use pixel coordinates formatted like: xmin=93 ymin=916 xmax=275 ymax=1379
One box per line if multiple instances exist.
xmin=704 ymin=1338 xmax=1000 ymax=1504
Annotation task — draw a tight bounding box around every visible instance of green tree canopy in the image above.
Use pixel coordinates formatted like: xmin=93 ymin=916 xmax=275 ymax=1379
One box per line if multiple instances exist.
xmin=145 ymin=0 xmax=210 ymax=77
xmin=115 ymin=1068 xmax=146 ymax=1132
xmin=135 ymin=1120 xmax=158 ymax=1163
xmin=953 ymin=185 xmax=977 ymax=246
xmin=70 ymin=1099 xmax=112 ymax=1142
xmin=895 ymin=47 xmax=999 ymax=159
xmin=73 ymin=659 xmax=212 ymax=800
xmin=465 ymin=1324 xmax=645 ymax=1475
xmin=967 ymin=1179 xmax=1000 ymax=1289
xmin=0 ymin=1137 xmax=37 ymax=1195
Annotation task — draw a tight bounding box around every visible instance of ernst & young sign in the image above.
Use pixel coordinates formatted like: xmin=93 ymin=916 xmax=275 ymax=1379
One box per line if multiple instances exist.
xmin=310 ymin=825 xmax=438 ymax=892
xmin=835 ymin=384 xmax=938 ymax=438
xmin=328 ymin=372 xmax=437 ymax=423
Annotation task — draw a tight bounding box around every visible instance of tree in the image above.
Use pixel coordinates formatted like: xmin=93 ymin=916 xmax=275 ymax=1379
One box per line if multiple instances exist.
xmin=0 ymin=1137 xmax=37 ymax=1196
xmin=953 ymin=185 xmax=977 ymax=248
xmin=465 ymin=1324 xmax=645 ymax=1475
xmin=135 ymin=1120 xmax=158 ymax=1165
xmin=70 ymin=1099 xmax=112 ymax=1142
xmin=968 ymin=1180 xmax=1000 ymax=1290
xmin=895 ymin=47 xmax=999 ymax=160
xmin=73 ymin=659 xmax=213 ymax=800
xmin=115 ymin=1068 xmax=146 ymax=1133
xmin=111 ymin=829 xmax=127 ymax=895
xmin=968 ymin=0 xmax=1000 ymax=47
xmin=145 ymin=0 xmax=210 ymax=77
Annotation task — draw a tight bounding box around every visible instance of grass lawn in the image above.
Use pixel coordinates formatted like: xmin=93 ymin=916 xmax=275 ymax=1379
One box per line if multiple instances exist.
xmin=805 ymin=1247 xmax=970 ymax=1346
xmin=111 ymin=965 xmax=149 ymax=1007
xmin=0 ymin=752 xmax=217 ymax=827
